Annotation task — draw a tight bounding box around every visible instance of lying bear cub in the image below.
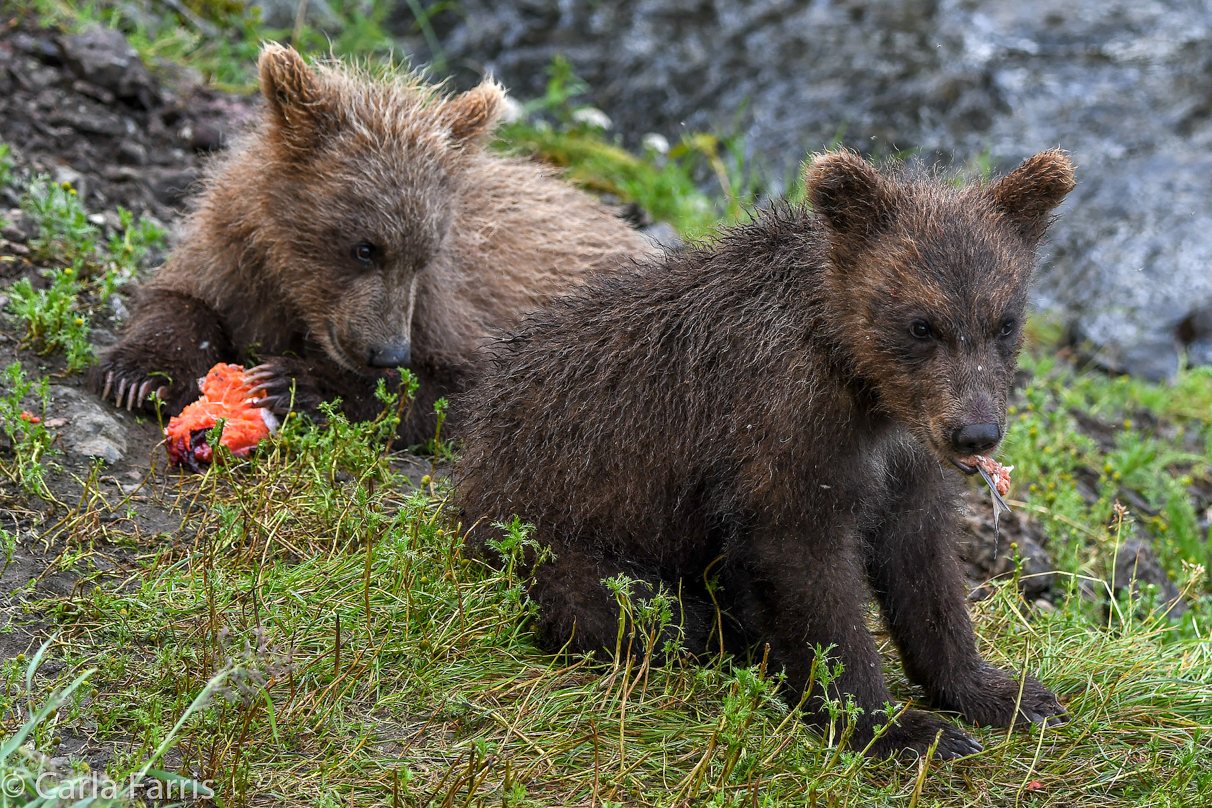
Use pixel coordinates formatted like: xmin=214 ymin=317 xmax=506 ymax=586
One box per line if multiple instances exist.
xmin=456 ymin=149 xmax=1075 ymax=758
xmin=91 ymin=44 xmax=652 ymax=443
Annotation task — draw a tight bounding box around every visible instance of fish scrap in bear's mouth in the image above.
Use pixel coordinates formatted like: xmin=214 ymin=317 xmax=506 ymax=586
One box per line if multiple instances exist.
xmin=977 ymin=457 xmax=1012 ymax=515
xmin=952 ymin=454 xmax=1014 ymax=545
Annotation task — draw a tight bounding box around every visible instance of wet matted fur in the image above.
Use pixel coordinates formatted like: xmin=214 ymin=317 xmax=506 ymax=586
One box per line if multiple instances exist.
xmin=456 ymin=150 xmax=1076 ymax=758
xmin=91 ymin=44 xmax=653 ymax=442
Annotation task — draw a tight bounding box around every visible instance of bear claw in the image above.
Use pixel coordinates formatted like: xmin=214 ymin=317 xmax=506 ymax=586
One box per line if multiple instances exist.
xmin=242 ymin=360 xmax=322 ymax=416
xmin=101 ymin=370 xmax=167 ymax=412
xmin=940 ymin=663 xmax=1067 ymax=729
xmin=863 ymin=709 xmax=983 ymax=760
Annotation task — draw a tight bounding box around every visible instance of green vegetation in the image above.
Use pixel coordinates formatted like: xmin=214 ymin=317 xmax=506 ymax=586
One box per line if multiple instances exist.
xmin=8 ymin=383 xmax=1211 ymax=806
xmin=0 ymin=142 xmax=13 ymax=188
xmin=494 ymin=55 xmax=746 ymax=238
xmin=0 ymin=362 xmax=55 ymax=496
xmin=1 ymin=4 xmax=1211 ymax=807
xmin=6 ymin=265 xmax=96 ymax=371
xmin=1 ymin=638 xmax=218 ymax=806
xmin=22 ymin=179 xmax=101 ymax=268
xmin=4 ymin=176 xmax=165 ymax=371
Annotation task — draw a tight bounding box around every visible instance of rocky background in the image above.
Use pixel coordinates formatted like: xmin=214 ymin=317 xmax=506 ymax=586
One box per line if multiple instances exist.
xmin=397 ymin=0 xmax=1212 ymax=381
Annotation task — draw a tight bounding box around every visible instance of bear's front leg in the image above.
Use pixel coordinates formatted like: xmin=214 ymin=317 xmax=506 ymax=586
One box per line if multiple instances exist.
xmin=242 ymin=356 xmax=331 ymax=420
xmin=865 ymin=442 xmax=1067 ymax=729
xmin=91 ymin=288 xmax=233 ymax=414
xmin=244 ymin=357 xmax=443 ymax=445
xmin=738 ymin=530 xmax=982 ymax=759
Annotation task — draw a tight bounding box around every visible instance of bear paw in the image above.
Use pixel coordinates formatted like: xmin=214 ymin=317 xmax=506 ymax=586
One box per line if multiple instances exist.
xmin=862 ymin=709 xmax=983 ymax=760
xmin=93 ymin=359 xmax=170 ymax=413
xmin=244 ymin=358 xmax=324 ymax=417
xmin=943 ymin=662 xmax=1067 ymax=729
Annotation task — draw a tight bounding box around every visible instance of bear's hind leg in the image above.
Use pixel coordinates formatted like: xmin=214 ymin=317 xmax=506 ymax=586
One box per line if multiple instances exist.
xmin=529 ymin=542 xmax=715 ymax=660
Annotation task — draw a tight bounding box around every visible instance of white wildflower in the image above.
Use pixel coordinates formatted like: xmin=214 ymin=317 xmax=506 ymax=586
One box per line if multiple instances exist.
xmin=642 ymin=132 xmax=670 ymax=155
xmin=570 ymin=106 xmax=612 ymax=130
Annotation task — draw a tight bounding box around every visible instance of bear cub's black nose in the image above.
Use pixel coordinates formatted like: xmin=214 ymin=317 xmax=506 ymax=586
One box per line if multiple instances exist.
xmin=368 ymin=343 xmax=411 ymax=368
xmin=952 ymin=423 xmax=1001 ymax=455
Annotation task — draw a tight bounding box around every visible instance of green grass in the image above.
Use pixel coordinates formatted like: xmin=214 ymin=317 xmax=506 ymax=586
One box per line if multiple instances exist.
xmin=2 ymin=6 xmax=1212 ymax=807
xmin=9 ymin=399 xmax=1212 ymax=806
xmin=1002 ymin=347 xmax=1212 ymax=595
xmin=0 ymin=142 xmax=13 ymax=188
xmin=493 ymin=55 xmax=751 ymax=238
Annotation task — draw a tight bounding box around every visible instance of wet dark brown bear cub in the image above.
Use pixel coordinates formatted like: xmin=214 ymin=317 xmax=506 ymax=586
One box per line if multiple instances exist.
xmin=456 ymin=150 xmax=1076 ymax=758
xmin=91 ymin=44 xmax=651 ymax=443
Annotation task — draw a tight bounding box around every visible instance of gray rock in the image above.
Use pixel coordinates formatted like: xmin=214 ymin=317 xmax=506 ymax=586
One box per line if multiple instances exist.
xmin=1113 ymin=533 xmax=1188 ymax=618
xmin=640 ymin=221 xmax=683 ymax=252
xmin=57 ymin=26 xmax=157 ymax=109
xmin=251 ymin=0 xmax=342 ymax=32
xmin=47 ymin=104 xmax=127 ymax=138
xmin=49 ymin=386 xmax=129 ymax=464
xmin=429 ymin=0 xmax=1212 ymax=379
xmin=116 ymin=140 xmax=149 ymax=167
xmin=145 ymin=166 xmax=199 ymax=207
xmin=961 ymin=506 xmax=1055 ymax=601
xmin=1 ymin=209 xmax=35 ymax=243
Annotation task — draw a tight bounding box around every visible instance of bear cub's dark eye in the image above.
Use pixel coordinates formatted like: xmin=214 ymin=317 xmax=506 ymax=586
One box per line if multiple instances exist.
xmin=909 ymin=320 xmax=932 ymax=340
xmin=352 ymin=241 xmax=377 ymax=266
xmin=998 ymin=320 xmax=1016 ymax=339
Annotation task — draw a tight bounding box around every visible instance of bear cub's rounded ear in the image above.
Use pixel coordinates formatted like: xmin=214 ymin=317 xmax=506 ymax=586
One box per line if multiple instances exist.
xmin=258 ymin=42 xmax=330 ymax=154
xmin=987 ymin=149 xmax=1076 ymax=245
xmin=803 ymin=150 xmax=897 ymax=239
xmin=441 ymin=78 xmax=507 ymax=149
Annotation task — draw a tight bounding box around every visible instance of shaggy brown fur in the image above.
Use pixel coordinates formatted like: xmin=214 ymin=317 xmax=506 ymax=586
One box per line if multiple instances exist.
xmin=91 ymin=44 xmax=652 ymax=442
xmin=456 ymin=150 xmax=1076 ymax=759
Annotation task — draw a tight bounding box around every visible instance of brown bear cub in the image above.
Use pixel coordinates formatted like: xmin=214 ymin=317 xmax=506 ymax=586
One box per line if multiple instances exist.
xmin=91 ymin=44 xmax=652 ymax=443
xmin=456 ymin=150 xmax=1076 ymax=758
